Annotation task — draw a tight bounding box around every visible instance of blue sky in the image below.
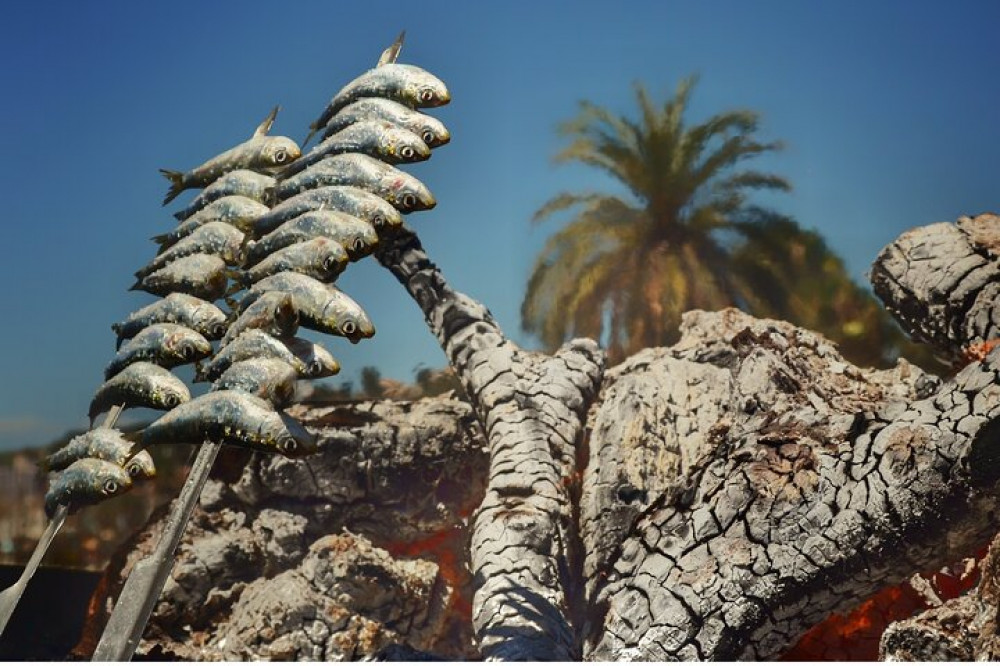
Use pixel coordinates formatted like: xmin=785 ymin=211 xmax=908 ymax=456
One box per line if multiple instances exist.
xmin=1 ymin=1 xmax=998 ymax=450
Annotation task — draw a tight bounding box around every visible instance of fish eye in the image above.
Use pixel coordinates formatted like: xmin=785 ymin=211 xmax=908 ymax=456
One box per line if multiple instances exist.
xmin=103 ymin=480 xmax=119 ymax=495
xmin=421 ymin=129 xmax=435 ymax=144
xmin=210 ymin=323 xmax=227 ymax=339
xmin=309 ymin=359 xmax=324 ymax=375
xmin=419 ymin=89 xmax=435 ymax=103
xmin=323 ymin=255 xmax=339 ymax=271
xmin=400 ymin=193 xmax=417 ymax=209
xmin=127 ymin=463 xmax=142 ymax=478
xmin=279 ymin=437 xmax=298 ymax=455
xmin=164 ymin=394 xmax=180 ymax=408
xmin=372 ymin=214 xmax=384 ymax=228
xmin=341 ymin=320 xmax=357 ymax=337
xmin=352 ymin=237 xmax=366 ymax=253
xmin=274 ymin=149 xmax=288 ymax=164
xmin=181 ymin=343 xmax=197 ymax=360
xmin=400 ymin=146 xmax=415 ymax=160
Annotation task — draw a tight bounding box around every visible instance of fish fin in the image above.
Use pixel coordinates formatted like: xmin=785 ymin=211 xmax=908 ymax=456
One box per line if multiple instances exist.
xmin=115 ymin=336 xmax=124 ymax=351
xmin=160 ymin=169 xmax=186 ymax=205
xmin=224 ymin=294 xmax=241 ymax=311
xmin=301 ymin=126 xmax=319 ymax=150
xmin=223 ymin=270 xmax=247 ymax=295
xmin=377 ymin=29 xmax=405 ymax=66
xmin=237 ymin=235 xmax=256 ymax=266
xmin=254 ymin=106 xmax=280 ymax=138
xmin=193 ymin=363 xmax=206 ymax=383
xmin=262 ymin=186 xmax=277 ymax=208
xmin=150 ymin=232 xmax=171 ymax=247
xmin=128 ymin=278 xmax=144 ymax=291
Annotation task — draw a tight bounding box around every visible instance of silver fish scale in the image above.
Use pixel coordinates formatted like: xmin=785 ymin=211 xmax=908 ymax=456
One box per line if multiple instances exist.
xmin=132 ymin=253 xmax=228 ymax=302
xmin=282 ymin=121 xmax=429 ymax=178
xmin=321 ymin=98 xmax=450 ymax=147
xmin=112 ymin=293 xmax=227 ymax=346
xmin=253 ymin=186 xmax=402 ymax=237
xmin=160 ymin=196 xmax=270 ymax=248
xmin=173 ymin=170 xmax=276 ymax=221
xmin=46 ymin=428 xmax=135 ymax=471
xmin=239 ymin=237 xmax=348 ymax=286
xmin=311 ymin=63 xmax=451 ymax=130
xmin=273 ymin=153 xmax=434 ymax=212
xmin=141 ymin=390 xmax=316 ymax=458
xmin=244 ymin=210 xmax=378 ymax=266
xmin=137 ymin=222 xmax=244 ymax=278
xmin=89 ymin=362 xmax=191 ymax=423
xmin=238 ymin=271 xmax=373 ymax=341
xmin=220 ymin=291 xmax=299 ymax=347
xmin=105 ymin=323 xmax=211 ymax=379
xmin=45 ymin=458 xmax=132 ymax=517
xmin=213 ymin=358 xmax=299 ymax=407
xmin=170 ymin=135 xmax=300 ymax=195
xmin=197 ymin=329 xmax=306 ymax=382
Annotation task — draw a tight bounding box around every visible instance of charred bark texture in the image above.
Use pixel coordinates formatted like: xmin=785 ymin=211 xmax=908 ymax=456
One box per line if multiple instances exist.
xmin=376 ymin=226 xmax=605 ymax=660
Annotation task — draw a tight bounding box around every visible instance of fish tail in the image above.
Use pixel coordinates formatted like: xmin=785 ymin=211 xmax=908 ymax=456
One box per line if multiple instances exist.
xmin=262 ymin=186 xmax=278 ymax=207
xmin=151 ymin=231 xmax=172 ymax=247
xmin=128 ymin=277 xmax=144 ymax=292
xmin=223 ymin=269 xmax=247 ymax=295
xmin=160 ymin=169 xmax=186 ymax=205
xmin=115 ymin=335 xmax=124 ymax=351
xmin=193 ymin=362 xmax=208 ymax=383
xmin=223 ymin=292 xmax=242 ymax=310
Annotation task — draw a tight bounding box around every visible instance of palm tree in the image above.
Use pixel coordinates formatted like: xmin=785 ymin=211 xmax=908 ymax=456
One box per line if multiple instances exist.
xmin=522 ymin=76 xmax=926 ymax=368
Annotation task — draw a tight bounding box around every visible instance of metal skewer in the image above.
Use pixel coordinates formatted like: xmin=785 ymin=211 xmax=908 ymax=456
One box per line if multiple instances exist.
xmin=0 ymin=403 xmax=125 ymax=638
xmin=91 ymin=439 xmax=221 ymax=661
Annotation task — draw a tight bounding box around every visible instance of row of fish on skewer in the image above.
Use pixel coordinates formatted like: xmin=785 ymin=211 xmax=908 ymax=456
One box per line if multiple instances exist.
xmin=42 ymin=35 xmax=452 ymax=520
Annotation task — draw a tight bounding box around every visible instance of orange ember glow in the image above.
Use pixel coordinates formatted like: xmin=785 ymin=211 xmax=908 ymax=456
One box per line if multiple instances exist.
xmin=383 ymin=526 xmax=472 ymax=620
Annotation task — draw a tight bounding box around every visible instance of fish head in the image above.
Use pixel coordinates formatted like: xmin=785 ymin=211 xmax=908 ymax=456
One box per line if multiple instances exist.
xmin=153 ymin=375 xmax=192 ymax=411
xmin=364 ymin=196 xmax=403 ymax=232
xmin=379 ymin=125 xmax=431 ymax=164
xmin=416 ymin=115 xmax=450 ymax=148
xmin=321 ymin=291 xmax=375 ymax=343
xmin=269 ymin=412 xmax=318 ymax=458
xmin=169 ymin=328 xmax=213 ymax=364
xmin=47 ymin=459 xmax=134 ymax=516
xmin=260 ymin=136 xmax=302 ymax=170
xmin=315 ymin=239 xmax=348 ymax=280
xmin=344 ymin=222 xmax=380 ymax=261
xmin=386 ymin=174 xmax=436 ymax=212
xmin=193 ymin=303 xmax=228 ymax=340
xmin=398 ymin=64 xmax=451 ymax=108
xmin=124 ymin=450 xmax=157 ymax=482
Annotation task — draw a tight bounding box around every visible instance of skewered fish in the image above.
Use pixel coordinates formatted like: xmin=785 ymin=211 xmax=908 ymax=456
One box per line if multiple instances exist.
xmin=105 ymin=323 xmax=211 ymax=379
xmin=161 ymin=107 xmax=300 ymax=204
xmin=230 ymin=237 xmax=347 ymax=287
xmin=141 ymin=390 xmax=317 ymax=458
xmin=112 ymin=294 xmax=227 ymax=348
xmin=45 ymin=459 xmax=132 ymax=517
xmin=124 ymin=450 xmax=156 ymax=482
xmin=153 ymin=196 xmax=270 ymax=250
xmin=196 ymin=329 xmax=306 ymax=382
xmin=130 ymin=253 xmax=228 ymax=302
xmin=284 ymin=337 xmax=341 ymax=378
xmin=46 ymin=428 xmax=135 ymax=472
xmin=281 ymin=121 xmax=429 ymax=179
xmin=236 ymin=271 xmax=374 ymax=342
xmin=253 ymin=186 xmax=401 ymax=237
xmin=136 ymin=222 xmax=244 ymax=278
xmin=219 ymin=291 xmax=299 ymax=347
xmin=242 ymin=210 xmax=378 ymax=265
xmin=89 ymin=362 xmax=191 ymax=424
xmin=321 ymin=98 xmax=450 ymax=147
xmin=214 ymin=358 xmax=299 ymax=407
xmin=271 ymin=153 xmax=435 ymax=212
xmin=173 ymin=170 xmax=276 ymax=221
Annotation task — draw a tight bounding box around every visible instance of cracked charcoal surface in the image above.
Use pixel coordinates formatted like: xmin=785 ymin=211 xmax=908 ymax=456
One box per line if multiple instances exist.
xmin=78 ymin=397 xmax=486 ymax=661
xmin=376 ymin=225 xmax=605 ymax=660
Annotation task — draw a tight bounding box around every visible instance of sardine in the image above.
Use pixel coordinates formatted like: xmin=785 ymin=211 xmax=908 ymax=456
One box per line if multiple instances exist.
xmin=236 ymin=271 xmax=374 ymax=342
xmin=321 ymin=98 xmax=450 ymax=148
xmin=196 ymin=329 xmax=306 ymax=382
xmin=230 ymin=237 xmax=347 ymax=287
xmin=153 ymin=196 xmax=270 ymax=249
xmin=173 ymin=170 xmax=276 ymax=221
xmin=45 ymin=458 xmax=132 ymax=517
xmin=141 ymin=390 xmax=317 ymax=458
xmin=89 ymin=362 xmax=191 ymax=424
xmin=307 ymin=64 xmax=450 ymax=139
xmin=219 ymin=291 xmax=299 ymax=348
xmin=213 ymin=358 xmax=299 ymax=407
xmin=271 ymin=153 xmax=435 ymax=212
xmin=124 ymin=450 xmax=156 ymax=482
xmin=253 ymin=186 xmax=401 ymax=237
xmin=105 ymin=323 xmax=212 ymax=379
xmin=45 ymin=428 xmax=135 ymax=472
xmin=136 ymin=222 xmax=245 ymax=279
xmin=129 ymin=253 xmax=228 ymax=302
xmin=112 ymin=294 xmax=227 ymax=348
xmin=283 ymin=337 xmax=341 ymax=378
xmin=243 ymin=210 xmax=378 ymax=266
xmin=281 ymin=121 xmax=429 ymax=179
xmin=161 ymin=107 xmax=300 ymax=205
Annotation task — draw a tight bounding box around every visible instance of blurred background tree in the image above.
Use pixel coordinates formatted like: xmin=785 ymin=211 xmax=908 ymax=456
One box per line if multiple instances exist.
xmin=522 ymin=76 xmax=939 ymax=370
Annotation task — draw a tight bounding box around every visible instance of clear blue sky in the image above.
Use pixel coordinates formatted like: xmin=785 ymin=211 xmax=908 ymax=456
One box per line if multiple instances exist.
xmin=1 ymin=1 xmax=998 ymax=450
